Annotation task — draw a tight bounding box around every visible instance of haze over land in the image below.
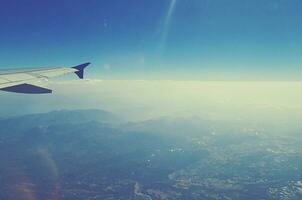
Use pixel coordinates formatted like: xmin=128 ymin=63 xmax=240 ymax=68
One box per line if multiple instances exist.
xmin=1 ymin=80 xmax=302 ymax=124
xmin=1 ymin=108 xmax=302 ymax=199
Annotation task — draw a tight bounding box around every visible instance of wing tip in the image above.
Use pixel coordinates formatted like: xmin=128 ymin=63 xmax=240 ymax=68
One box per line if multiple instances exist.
xmin=72 ymin=62 xmax=90 ymax=79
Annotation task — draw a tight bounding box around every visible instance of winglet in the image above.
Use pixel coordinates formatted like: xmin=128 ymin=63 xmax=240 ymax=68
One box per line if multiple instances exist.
xmin=72 ymin=62 xmax=90 ymax=79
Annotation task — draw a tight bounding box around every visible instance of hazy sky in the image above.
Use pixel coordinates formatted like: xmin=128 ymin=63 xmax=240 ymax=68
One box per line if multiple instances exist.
xmin=1 ymin=80 xmax=302 ymax=126
xmin=0 ymin=0 xmax=302 ymax=80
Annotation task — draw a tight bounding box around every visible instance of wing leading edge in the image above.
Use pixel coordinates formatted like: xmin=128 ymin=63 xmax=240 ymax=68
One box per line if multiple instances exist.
xmin=0 ymin=62 xmax=90 ymax=94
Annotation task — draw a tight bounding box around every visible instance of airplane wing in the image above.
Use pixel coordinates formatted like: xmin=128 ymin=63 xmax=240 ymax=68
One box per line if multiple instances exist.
xmin=0 ymin=62 xmax=90 ymax=94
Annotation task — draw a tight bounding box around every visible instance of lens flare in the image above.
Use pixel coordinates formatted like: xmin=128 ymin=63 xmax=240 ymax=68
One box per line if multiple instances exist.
xmin=159 ymin=0 xmax=177 ymax=53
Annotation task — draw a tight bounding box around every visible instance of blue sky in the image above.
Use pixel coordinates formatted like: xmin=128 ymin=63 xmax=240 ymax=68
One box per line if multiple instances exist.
xmin=1 ymin=0 xmax=302 ymax=80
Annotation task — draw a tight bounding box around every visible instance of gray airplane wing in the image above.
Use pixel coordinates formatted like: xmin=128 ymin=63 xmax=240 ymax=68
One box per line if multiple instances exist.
xmin=0 ymin=63 xmax=90 ymax=94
